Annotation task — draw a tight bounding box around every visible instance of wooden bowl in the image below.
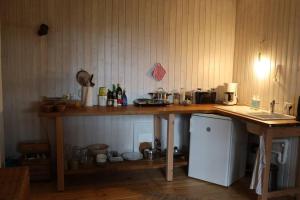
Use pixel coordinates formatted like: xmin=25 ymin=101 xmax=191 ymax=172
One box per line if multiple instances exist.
xmin=41 ymin=104 xmax=54 ymax=113
xmin=55 ymin=104 xmax=66 ymax=112
xmin=87 ymin=144 xmax=109 ymax=155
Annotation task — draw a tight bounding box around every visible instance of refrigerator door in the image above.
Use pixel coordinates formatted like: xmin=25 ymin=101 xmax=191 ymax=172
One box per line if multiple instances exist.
xmin=188 ymin=114 xmax=232 ymax=186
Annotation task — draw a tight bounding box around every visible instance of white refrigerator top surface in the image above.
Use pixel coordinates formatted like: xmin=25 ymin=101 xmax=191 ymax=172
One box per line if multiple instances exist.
xmin=192 ymin=113 xmax=232 ymax=121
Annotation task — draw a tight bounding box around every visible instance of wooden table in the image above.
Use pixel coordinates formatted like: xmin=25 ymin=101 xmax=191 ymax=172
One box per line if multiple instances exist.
xmin=0 ymin=167 xmax=30 ymax=200
xmin=40 ymin=104 xmax=300 ymax=200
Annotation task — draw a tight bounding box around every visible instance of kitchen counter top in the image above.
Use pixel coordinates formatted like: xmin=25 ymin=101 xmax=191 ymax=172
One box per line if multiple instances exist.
xmin=40 ymin=104 xmax=300 ymax=127
xmin=39 ymin=104 xmax=215 ymax=117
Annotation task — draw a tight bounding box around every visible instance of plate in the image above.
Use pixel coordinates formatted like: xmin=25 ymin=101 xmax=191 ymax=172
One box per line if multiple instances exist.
xmin=121 ymin=152 xmax=143 ymax=161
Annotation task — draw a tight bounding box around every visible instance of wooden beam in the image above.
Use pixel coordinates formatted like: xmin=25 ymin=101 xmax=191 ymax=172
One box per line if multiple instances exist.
xmin=246 ymin=122 xmax=266 ymax=136
xmin=267 ymin=188 xmax=300 ymax=198
xmin=271 ymin=127 xmax=300 ymax=138
xmin=56 ymin=116 xmax=64 ymax=191
xmin=297 ymin=137 xmax=300 ymax=200
xmin=159 ymin=114 xmax=169 ymax=121
xmin=166 ymin=113 xmax=175 ymax=181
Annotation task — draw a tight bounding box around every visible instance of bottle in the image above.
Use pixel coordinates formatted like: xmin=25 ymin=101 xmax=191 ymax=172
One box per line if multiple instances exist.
xmin=116 ymin=83 xmax=122 ymax=106
xmin=297 ymin=96 xmax=300 ymax=121
xmin=112 ymin=84 xmax=117 ymax=100
xmin=107 ymin=89 xmax=113 ymax=106
xmin=112 ymin=84 xmax=118 ymax=107
xmin=122 ymin=89 xmax=128 ymax=106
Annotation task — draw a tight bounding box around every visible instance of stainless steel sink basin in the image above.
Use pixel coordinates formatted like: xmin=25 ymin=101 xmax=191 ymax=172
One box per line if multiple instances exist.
xmin=215 ymin=105 xmax=296 ymax=121
xmin=246 ymin=111 xmax=295 ymax=120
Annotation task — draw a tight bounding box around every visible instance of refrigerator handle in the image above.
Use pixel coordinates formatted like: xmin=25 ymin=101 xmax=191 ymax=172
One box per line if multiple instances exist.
xmin=206 ymin=127 xmax=211 ymax=132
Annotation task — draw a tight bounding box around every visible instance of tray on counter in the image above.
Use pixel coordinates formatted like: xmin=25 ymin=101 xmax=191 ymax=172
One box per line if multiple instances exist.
xmin=133 ymin=98 xmax=170 ymax=107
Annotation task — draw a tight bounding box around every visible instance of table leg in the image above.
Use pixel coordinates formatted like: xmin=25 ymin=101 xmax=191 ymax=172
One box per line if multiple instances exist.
xmin=260 ymin=129 xmax=273 ymax=200
xmin=56 ymin=116 xmax=64 ymax=191
xmin=166 ymin=114 xmax=175 ymax=181
xmin=296 ymin=137 xmax=300 ymax=200
xmin=154 ymin=115 xmax=161 ymax=141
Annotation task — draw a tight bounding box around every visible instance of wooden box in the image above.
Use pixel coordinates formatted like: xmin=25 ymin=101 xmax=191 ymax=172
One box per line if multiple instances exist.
xmin=18 ymin=141 xmax=50 ymax=154
xmin=18 ymin=141 xmax=52 ymax=181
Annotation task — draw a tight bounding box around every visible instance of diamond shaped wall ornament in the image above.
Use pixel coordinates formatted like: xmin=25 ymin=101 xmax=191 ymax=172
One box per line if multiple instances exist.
xmin=152 ymin=63 xmax=166 ymax=81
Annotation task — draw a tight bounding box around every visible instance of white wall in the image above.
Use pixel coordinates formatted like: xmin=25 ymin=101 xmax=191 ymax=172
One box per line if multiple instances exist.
xmin=1 ymin=0 xmax=236 ymax=157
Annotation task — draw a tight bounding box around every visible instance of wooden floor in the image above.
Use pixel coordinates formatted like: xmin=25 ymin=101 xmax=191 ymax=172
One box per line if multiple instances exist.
xmin=30 ymin=168 xmax=262 ymax=200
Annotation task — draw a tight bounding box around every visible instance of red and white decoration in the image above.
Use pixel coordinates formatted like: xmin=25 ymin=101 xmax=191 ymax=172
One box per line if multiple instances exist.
xmin=152 ymin=63 xmax=166 ymax=81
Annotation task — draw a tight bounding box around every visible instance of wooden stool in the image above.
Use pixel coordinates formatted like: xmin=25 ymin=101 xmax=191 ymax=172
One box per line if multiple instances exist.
xmin=0 ymin=167 xmax=30 ymax=200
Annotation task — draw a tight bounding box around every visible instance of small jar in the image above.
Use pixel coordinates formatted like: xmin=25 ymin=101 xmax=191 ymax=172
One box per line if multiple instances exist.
xmin=98 ymin=95 xmax=107 ymax=106
xmin=70 ymin=146 xmax=81 ymax=170
xmin=99 ymin=87 xmax=107 ymax=96
xmin=70 ymin=160 xmax=79 ymax=170
xmin=173 ymin=93 xmax=180 ymax=104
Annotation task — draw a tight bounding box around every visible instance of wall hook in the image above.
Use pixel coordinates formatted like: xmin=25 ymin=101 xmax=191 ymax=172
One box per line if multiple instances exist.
xmin=38 ymin=24 xmax=49 ymax=36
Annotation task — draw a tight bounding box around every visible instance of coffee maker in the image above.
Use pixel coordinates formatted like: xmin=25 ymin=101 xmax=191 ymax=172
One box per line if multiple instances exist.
xmin=223 ymin=83 xmax=238 ymax=105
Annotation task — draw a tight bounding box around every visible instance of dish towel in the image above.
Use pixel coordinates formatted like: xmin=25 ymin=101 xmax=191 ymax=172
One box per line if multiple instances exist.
xmin=250 ymin=136 xmax=265 ymax=195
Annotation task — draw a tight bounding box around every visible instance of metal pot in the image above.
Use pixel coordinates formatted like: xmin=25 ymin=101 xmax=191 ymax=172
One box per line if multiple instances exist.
xmin=148 ymin=88 xmax=170 ymax=100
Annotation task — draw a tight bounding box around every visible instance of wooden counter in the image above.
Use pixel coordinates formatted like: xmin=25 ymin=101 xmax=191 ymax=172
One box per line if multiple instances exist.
xmin=40 ymin=104 xmax=300 ymax=127
xmin=40 ymin=104 xmax=215 ymax=117
xmin=40 ymin=104 xmax=300 ymax=200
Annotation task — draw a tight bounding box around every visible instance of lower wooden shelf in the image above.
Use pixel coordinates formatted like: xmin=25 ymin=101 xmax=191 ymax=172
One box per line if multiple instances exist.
xmin=65 ymin=158 xmax=188 ymax=175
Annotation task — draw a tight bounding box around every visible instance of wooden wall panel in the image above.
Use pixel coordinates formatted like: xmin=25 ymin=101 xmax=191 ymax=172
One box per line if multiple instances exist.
xmin=0 ymin=20 xmax=5 ymax=167
xmin=233 ymin=0 xmax=300 ymax=114
xmin=0 ymin=0 xmax=236 ymax=156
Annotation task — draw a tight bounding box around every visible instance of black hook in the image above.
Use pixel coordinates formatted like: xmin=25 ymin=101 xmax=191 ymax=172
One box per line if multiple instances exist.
xmin=38 ymin=24 xmax=49 ymax=36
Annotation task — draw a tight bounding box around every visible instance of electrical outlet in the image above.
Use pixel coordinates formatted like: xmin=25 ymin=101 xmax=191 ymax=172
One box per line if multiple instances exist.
xmin=283 ymin=102 xmax=293 ymax=115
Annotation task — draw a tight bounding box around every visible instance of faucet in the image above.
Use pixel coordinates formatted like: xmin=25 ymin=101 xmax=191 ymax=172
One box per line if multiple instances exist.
xmin=270 ymin=100 xmax=275 ymax=113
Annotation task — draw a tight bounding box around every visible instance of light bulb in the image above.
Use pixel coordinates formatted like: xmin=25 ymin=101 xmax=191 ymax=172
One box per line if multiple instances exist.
xmin=254 ymin=53 xmax=271 ymax=80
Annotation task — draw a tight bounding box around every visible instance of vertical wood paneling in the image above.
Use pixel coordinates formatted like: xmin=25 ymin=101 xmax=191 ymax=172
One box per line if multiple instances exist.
xmin=191 ymin=0 xmax=200 ymax=90
xmin=0 ymin=19 xmax=5 ymax=167
xmin=180 ymin=0 xmax=188 ymax=89
xmin=169 ymin=0 xmax=176 ymax=91
xmin=174 ymin=0 xmax=182 ymax=91
xmin=1 ymin=0 xmax=236 ymax=156
xmin=233 ymin=0 xmax=300 ymax=114
xmin=125 ymin=0 xmax=133 ymax=100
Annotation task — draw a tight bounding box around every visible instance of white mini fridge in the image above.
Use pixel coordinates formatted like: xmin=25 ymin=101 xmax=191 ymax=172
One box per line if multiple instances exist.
xmin=188 ymin=114 xmax=248 ymax=187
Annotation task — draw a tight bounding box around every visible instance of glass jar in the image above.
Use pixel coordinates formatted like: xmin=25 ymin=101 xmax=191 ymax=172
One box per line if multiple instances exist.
xmin=71 ymin=146 xmax=81 ymax=161
xmin=80 ymin=147 xmax=89 ymax=164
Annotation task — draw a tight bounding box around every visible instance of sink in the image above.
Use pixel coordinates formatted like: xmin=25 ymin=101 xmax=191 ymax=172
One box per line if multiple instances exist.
xmin=246 ymin=111 xmax=295 ymax=120
xmin=216 ymin=105 xmax=296 ymax=121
